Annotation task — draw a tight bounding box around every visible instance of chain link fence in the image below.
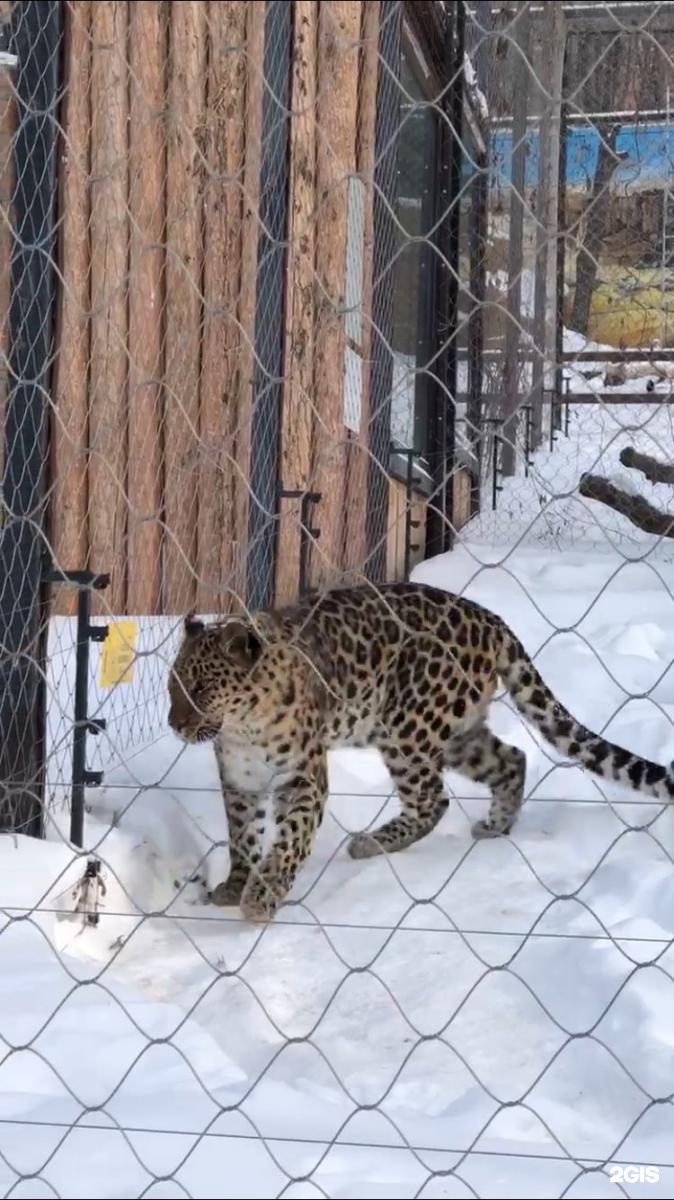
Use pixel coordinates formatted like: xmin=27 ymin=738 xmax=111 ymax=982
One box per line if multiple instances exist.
xmin=462 ymin=0 xmax=674 ymax=557
xmin=1 ymin=0 xmax=674 ymax=1196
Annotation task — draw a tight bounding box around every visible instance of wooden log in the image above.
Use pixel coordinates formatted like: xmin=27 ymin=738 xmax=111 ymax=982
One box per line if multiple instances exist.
xmin=162 ymin=0 xmax=206 ymax=614
xmin=197 ymin=0 xmax=248 ymax=614
xmin=232 ymin=0 xmax=265 ymax=610
xmin=49 ymin=4 xmax=91 ymax=614
xmin=89 ymin=0 xmax=129 ymax=614
xmin=275 ymin=0 xmax=318 ymax=604
xmin=579 ymin=473 xmax=674 ymax=537
xmin=620 ymin=446 xmax=674 ymax=485
xmin=127 ymin=0 xmax=166 ymax=615
xmin=343 ymin=0 xmax=379 ymax=581
xmin=310 ymin=0 xmax=361 ymax=589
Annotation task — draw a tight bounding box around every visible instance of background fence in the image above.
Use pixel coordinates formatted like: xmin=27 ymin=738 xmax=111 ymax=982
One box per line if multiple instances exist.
xmin=2 ymin=1 xmax=674 ymax=1196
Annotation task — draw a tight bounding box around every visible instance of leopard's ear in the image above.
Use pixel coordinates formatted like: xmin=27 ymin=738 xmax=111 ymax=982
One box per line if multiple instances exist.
xmin=217 ymin=619 xmax=262 ymax=664
xmin=184 ymin=612 xmax=205 ymax=638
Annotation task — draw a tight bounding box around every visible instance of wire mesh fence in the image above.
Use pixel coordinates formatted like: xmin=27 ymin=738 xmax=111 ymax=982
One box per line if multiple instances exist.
xmin=2 ymin=0 xmax=674 ymax=1196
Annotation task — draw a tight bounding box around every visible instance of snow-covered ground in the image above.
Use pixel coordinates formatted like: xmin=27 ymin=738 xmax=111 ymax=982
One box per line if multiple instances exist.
xmin=4 ymin=324 xmax=674 ymax=1196
xmin=44 ymin=612 xmax=179 ymax=806
xmin=3 ymin=534 xmax=674 ymax=1197
xmin=466 ymin=332 xmax=674 ymax=557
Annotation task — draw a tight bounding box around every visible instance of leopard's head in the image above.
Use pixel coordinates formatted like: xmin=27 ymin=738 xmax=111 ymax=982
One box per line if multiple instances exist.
xmin=167 ymin=615 xmax=264 ymax=744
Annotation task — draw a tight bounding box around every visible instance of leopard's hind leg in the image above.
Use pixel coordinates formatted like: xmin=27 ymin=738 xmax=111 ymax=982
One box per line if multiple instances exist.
xmin=445 ymin=721 xmax=526 ymax=837
xmin=348 ymin=743 xmax=448 ymax=859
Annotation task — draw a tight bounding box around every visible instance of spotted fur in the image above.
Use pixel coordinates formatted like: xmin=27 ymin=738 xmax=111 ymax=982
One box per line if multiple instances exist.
xmin=167 ymin=582 xmax=674 ymax=921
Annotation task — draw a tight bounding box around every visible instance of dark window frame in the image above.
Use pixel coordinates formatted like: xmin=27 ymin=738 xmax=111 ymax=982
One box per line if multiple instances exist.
xmin=387 ymin=14 xmax=444 ymax=497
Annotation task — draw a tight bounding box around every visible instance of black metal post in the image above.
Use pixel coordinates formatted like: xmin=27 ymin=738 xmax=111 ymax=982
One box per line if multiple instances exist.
xmin=298 ymin=493 xmax=320 ymax=597
xmin=484 ymin=418 xmax=503 ymax=510
xmin=366 ymin=0 xmax=403 ymax=582
xmin=45 ymin=568 xmax=109 ymax=848
xmin=523 ymin=404 xmax=533 ymax=476
xmin=500 ymin=4 xmax=530 ymax=478
xmin=564 ymin=377 xmax=571 ymax=436
xmin=71 ymin=588 xmax=91 ymax=848
xmin=554 ymin=100 xmax=568 ymax=435
xmin=467 ymin=151 xmax=488 ymax=502
xmin=444 ymin=0 xmax=464 ymax=544
xmin=426 ymin=1 xmax=464 ymax=558
xmin=0 ymin=2 xmax=63 ymax=836
xmin=71 ymin=588 xmax=109 ymax=847
xmin=246 ymin=0 xmax=293 ymax=611
xmin=278 ymin=489 xmax=321 ymax=598
xmin=492 ymin=432 xmax=502 ymax=510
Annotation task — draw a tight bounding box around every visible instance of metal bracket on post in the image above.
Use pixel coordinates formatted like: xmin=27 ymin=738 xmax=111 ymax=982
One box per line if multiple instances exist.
xmin=550 ymin=378 xmax=571 ymax=448
xmin=44 ymin=567 xmax=110 ymax=848
xmin=549 ymin=389 xmax=559 ymax=450
xmin=523 ymin=405 xmax=534 ymax=477
xmin=563 ymin=377 xmax=571 ymax=436
xmin=278 ymin=490 xmax=321 ymax=597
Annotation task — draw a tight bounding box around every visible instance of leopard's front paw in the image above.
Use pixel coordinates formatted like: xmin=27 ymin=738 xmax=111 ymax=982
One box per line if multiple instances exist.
xmin=210 ymin=872 xmax=247 ymax=907
xmin=471 ymin=818 xmax=511 ymax=839
xmin=240 ymin=875 xmax=285 ymax=923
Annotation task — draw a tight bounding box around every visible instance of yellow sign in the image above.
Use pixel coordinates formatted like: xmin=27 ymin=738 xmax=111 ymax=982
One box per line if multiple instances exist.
xmin=99 ymin=620 xmax=138 ymax=687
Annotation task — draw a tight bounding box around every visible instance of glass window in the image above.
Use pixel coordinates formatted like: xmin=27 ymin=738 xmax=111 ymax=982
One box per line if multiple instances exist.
xmin=390 ymin=49 xmax=438 ymax=461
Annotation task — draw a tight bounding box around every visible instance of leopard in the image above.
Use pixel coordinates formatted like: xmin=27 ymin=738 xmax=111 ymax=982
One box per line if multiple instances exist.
xmin=167 ymin=581 xmax=674 ymax=922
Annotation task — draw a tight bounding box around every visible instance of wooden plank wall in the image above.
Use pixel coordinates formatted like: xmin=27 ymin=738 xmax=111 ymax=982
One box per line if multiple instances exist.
xmin=48 ymin=0 xmax=437 ymax=616
xmin=309 ymin=1 xmax=361 ymax=589
xmin=88 ymin=0 xmax=128 ymax=617
xmin=51 ymin=1 xmax=90 ymax=617
xmin=343 ymin=0 xmax=380 ymax=581
xmin=162 ymin=0 xmax=205 ymax=617
xmin=276 ymin=0 xmax=386 ymax=599
xmin=50 ymin=0 xmax=260 ymax=616
xmin=233 ymin=3 xmax=265 ymax=610
xmin=127 ymin=0 xmax=164 ymax=616
xmin=197 ymin=0 xmax=246 ymax=613
xmin=275 ymin=0 xmax=318 ymax=604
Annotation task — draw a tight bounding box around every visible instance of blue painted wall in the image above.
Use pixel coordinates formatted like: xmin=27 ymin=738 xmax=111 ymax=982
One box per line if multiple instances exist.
xmin=486 ymin=122 xmax=674 ymax=191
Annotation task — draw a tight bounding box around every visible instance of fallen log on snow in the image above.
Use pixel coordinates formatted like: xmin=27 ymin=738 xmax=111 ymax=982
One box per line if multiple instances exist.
xmin=619 ymin=446 xmax=674 ymax=485
xmin=579 ymin=472 xmax=674 ymax=538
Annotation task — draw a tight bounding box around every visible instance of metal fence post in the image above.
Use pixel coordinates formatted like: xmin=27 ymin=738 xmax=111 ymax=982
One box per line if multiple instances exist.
xmin=500 ymin=1 xmax=530 ymax=479
xmin=554 ymin=100 xmax=568 ymax=430
xmin=246 ymin=0 xmax=293 ymax=613
xmin=426 ymin=0 xmax=464 ymax=558
xmin=443 ymin=0 xmax=464 ymax=546
xmin=0 ymin=1 xmax=62 ymax=836
xmin=44 ymin=568 xmax=110 ymax=849
xmin=366 ymin=0 xmax=403 ymax=583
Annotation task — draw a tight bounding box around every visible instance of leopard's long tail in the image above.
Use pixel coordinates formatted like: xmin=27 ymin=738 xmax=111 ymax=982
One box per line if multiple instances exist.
xmin=496 ymin=624 xmax=674 ymax=802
